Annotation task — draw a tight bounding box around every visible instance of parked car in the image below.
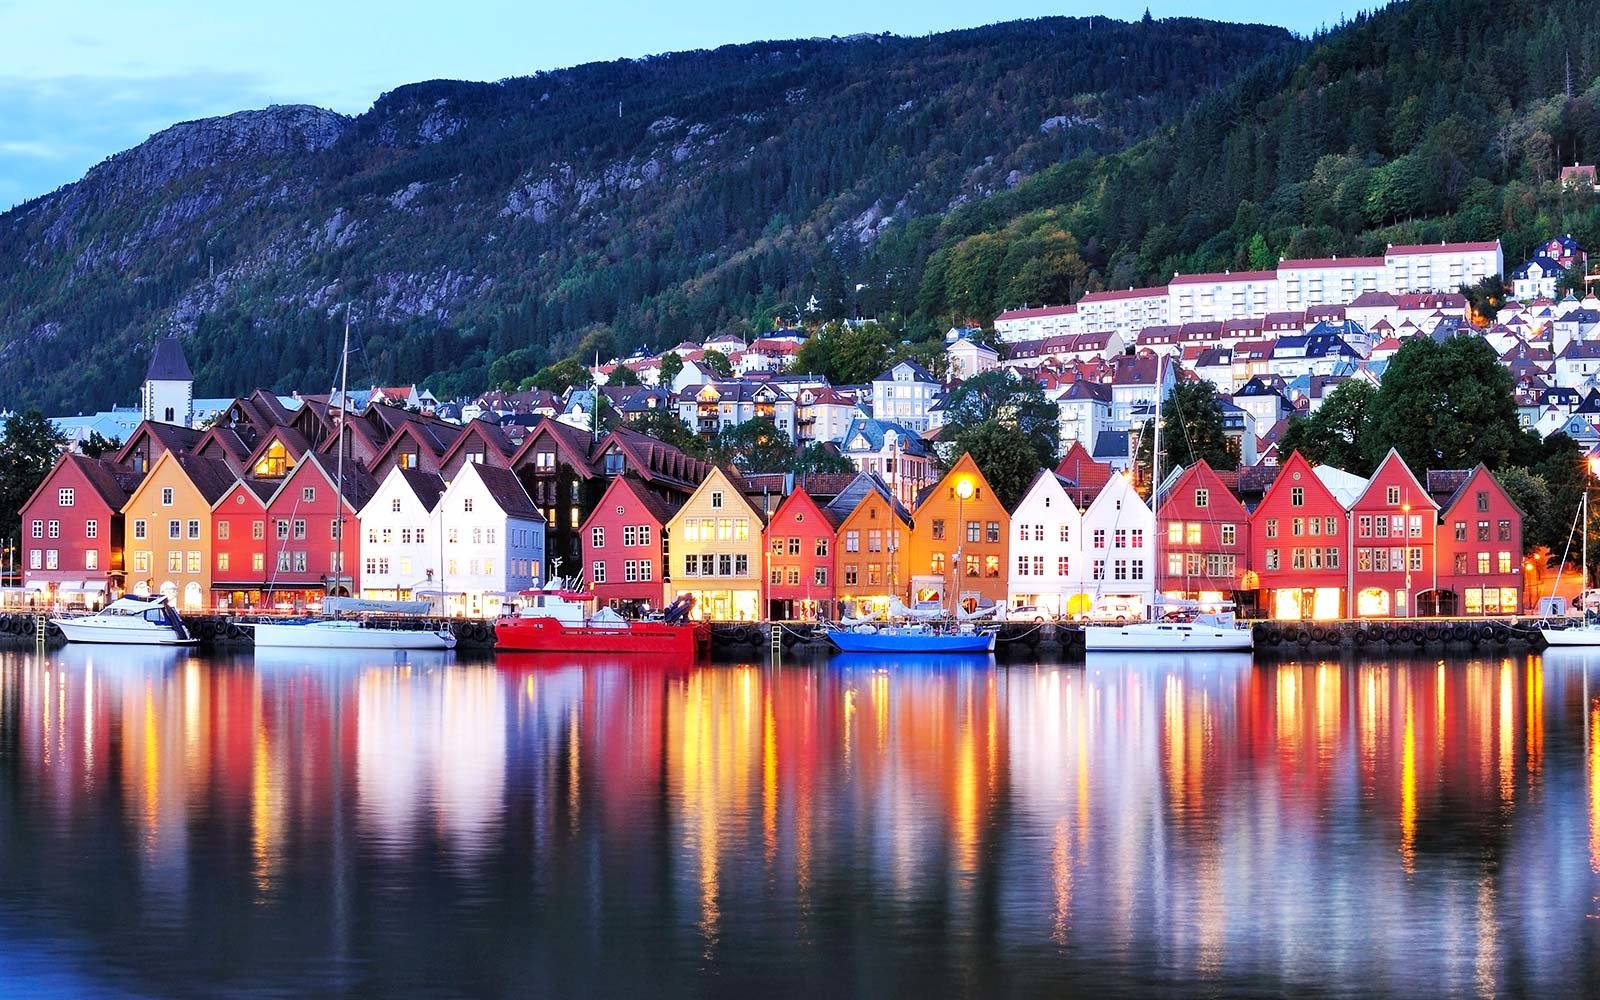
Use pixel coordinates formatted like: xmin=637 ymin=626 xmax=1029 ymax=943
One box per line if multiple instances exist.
xmin=1005 ymin=604 xmax=1051 ymax=623
xmin=1085 ymin=597 xmax=1144 ymax=623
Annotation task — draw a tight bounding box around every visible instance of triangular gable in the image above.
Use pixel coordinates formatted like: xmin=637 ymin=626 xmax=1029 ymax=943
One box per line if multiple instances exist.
xmin=1255 ymin=450 xmax=1347 ymax=513
xmin=1154 ymin=459 xmax=1249 ymax=521
xmin=508 ymin=416 xmax=598 ymax=473
xmin=244 ymin=424 xmax=312 ymax=476
xmin=769 ymin=486 xmax=842 ymax=533
xmin=668 ymin=466 xmax=765 ymax=529
xmin=915 ymin=452 xmax=1000 ymax=516
xmin=263 ymin=451 xmax=371 ymax=514
xmin=437 ymin=418 xmax=515 ymax=470
xmin=1353 ymin=448 xmax=1438 ymax=511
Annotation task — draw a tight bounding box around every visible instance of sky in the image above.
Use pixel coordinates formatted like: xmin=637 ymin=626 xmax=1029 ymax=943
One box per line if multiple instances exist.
xmin=0 ymin=0 xmax=1371 ymax=210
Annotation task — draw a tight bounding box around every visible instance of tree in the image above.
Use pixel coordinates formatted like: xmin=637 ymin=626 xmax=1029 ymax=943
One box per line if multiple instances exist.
xmin=712 ymin=418 xmax=794 ymax=473
xmin=792 ymin=442 xmax=856 ymax=478
xmin=943 ymin=421 xmax=1043 ymax=512
xmin=630 ymin=408 xmax=706 ymax=458
xmin=79 ymin=431 xmax=121 ymax=459
xmin=607 ymin=365 xmax=642 ymax=386
xmin=530 ymin=357 xmax=591 ymax=394
xmin=1460 ymin=274 xmax=1509 ymax=326
xmin=1133 ymin=379 xmax=1238 ymax=482
xmin=791 ymin=321 xmax=894 ymax=386
xmin=1495 ymin=466 xmax=1552 ymax=555
xmin=700 ymin=349 xmax=733 ymax=379
xmin=658 ymin=352 xmax=684 ymax=387
xmin=941 ymin=369 xmax=1060 ymax=465
xmin=1363 ymin=337 xmax=1522 ymax=473
xmin=1276 ymin=380 xmax=1376 ymax=475
xmin=0 ymin=411 xmax=68 ymax=543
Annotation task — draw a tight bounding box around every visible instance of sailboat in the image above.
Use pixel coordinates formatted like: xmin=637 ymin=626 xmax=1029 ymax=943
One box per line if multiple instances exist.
xmin=1084 ymin=356 xmax=1253 ymax=653
xmin=241 ymin=312 xmax=456 ymax=652
xmin=1541 ymin=487 xmax=1600 ymax=646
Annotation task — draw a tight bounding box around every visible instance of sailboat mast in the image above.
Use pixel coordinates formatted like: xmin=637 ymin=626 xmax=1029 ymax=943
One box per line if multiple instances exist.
xmin=334 ymin=308 xmax=349 ymax=597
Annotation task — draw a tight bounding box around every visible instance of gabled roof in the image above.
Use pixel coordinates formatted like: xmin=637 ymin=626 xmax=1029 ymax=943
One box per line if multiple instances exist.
xmin=1354 ymin=449 xmax=1437 ymax=511
xmin=583 ymin=473 xmax=683 ymax=532
xmin=112 ymin=420 xmax=205 ymax=467
xmin=398 ymin=469 xmax=447 ymax=512
xmin=437 ymin=417 xmax=518 ymax=468
xmin=826 ymin=472 xmax=912 ymax=527
xmin=873 ymin=358 xmax=939 ymax=384
xmin=465 ymin=462 xmax=540 ymax=520
xmin=1055 ymin=441 xmax=1113 ymax=491
xmin=837 ymin=417 xmax=930 ymax=457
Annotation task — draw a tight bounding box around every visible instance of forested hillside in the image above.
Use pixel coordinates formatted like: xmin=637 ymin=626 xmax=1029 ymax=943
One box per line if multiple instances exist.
xmin=896 ymin=0 xmax=1600 ymax=328
xmin=0 ymin=16 xmax=1293 ymax=411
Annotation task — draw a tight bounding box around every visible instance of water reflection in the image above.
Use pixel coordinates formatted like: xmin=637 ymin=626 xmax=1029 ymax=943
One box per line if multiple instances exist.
xmin=0 ymin=649 xmax=1597 ymax=996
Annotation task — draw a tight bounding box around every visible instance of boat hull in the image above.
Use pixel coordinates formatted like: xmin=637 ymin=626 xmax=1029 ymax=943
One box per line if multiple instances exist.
xmin=52 ymin=619 xmax=196 ymax=645
xmin=1083 ymin=623 xmax=1254 ymax=652
xmin=494 ymin=617 xmax=711 ymax=656
xmin=248 ymin=621 xmax=457 ymax=650
xmin=825 ymin=629 xmax=997 ymax=654
xmin=1540 ymin=626 xmax=1600 ymax=647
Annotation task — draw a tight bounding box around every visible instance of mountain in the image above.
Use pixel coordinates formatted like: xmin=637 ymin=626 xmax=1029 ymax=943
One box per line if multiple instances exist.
xmin=0 ymin=16 xmax=1295 ymax=412
xmin=897 ymin=0 xmax=1600 ymax=326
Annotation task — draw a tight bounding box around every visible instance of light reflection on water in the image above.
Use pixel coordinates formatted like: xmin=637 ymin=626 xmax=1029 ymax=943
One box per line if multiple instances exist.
xmin=0 ymin=645 xmax=1598 ymax=996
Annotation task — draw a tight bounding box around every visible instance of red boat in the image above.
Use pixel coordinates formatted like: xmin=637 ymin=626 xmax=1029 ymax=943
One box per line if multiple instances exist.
xmin=494 ymin=584 xmax=711 ymax=657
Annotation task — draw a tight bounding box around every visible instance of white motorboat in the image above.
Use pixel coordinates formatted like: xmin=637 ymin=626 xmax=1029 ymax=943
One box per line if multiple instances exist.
xmin=52 ymin=595 xmax=197 ymax=646
xmin=1540 ymin=489 xmax=1600 ymax=647
xmin=244 ymin=617 xmax=457 ymax=650
xmin=1084 ymin=604 xmax=1254 ymax=652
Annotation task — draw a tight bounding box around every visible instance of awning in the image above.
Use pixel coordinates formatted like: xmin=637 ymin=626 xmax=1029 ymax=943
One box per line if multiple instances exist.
xmin=23 ymin=580 xmax=51 ymax=593
xmin=60 ymin=580 xmax=107 ymax=594
xmin=55 ymin=580 xmax=83 ymax=593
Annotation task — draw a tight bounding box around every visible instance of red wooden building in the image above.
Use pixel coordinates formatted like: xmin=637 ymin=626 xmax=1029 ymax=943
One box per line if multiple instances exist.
xmin=20 ymin=454 xmax=142 ymax=607
xmin=765 ymin=487 xmax=843 ymax=620
xmin=1155 ymin=459 xmax=1252 ymax=606
xmin=1250 ymin=450 xmax=1360 ymax=620
xmin=1349 ymin=449 xmax=1438 ymax=617
xmin=580 ymin=474 xmax=680 ymax=615
xmin=210 ymin=478 xmax=276 ymax=609
xmin=1435 ymin=465 xmax=1524 ymax=615
xmin=260 ymin=454 xmax=376 ymax=606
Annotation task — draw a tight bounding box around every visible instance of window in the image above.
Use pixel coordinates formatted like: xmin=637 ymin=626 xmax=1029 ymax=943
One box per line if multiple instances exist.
xmin=133 ymin=519 xmax=146 ymax=540
xmin=58 ymin=488 xmax=74 ymax=507
xmin=392 ymin=498 xmax=402 ymax=513
xmin=1092 ymin=529 xmax=1106 ymax=549
xmin=1018 ymin=523 xmax=1030 ymax=542
xmin=1092 ymin=559 xmax=1105 ymax=581
xmin=1194 ymin=488 xmax=1209 ymax=508
xmin=1477 ymin=521 xmax=1490 ymax=542
xmin=84 ymin=520 xmax=98 ymax=540
xmin=30 ymin=519 xmax=42 ymax=539
xmin=1113 ymin=559 xmax=1128 ymax=582
xmin=1387 ymin=485 xmax=1400 ymax=505
xmin=462 ymin=497 xmax=475 ymax=514
xmin=629 ymin=561 xmax=642 ymax=583
xmin=1017 ymin=555 xmax=1030 ymax=577
xmin=1498 ymin=551 xmax=1512 ymax=574
xmin=168 ymin=519 xmax=181 ymax=539
xmin=217 ymin=553 xmax=230 ymax=572
xmin=1168 ymin=552 xmax=1185 ymax=575
xmin=592 ymin=561 xmax=607 ymax=584
xmin=302 ymin=487 xmax=316 ymax=503
xmin=1265 ymin=548 xmax=1279 ymax=570
xmin=187 ymin=519 xmax=200 ymax=540
xmin=710 ymin=491 xmax=723 ymax=509
xmin=844 ymin=564 xmax=858 ymax=586
xmin=845 ymin=530 xmax=859 ymax=553
xmin=1359 ymin=515 xmax=1372 ymax=537
xmin=132 ymin=551 xmax=149 ymax=573
xmin=252 ymin=520 xmax=264 ymax=540
xmin=1221 ymin=524 xmax=1236 ymax=546
xmin=640 ymin=561 xmax=652 ymax=581
xmin=217 ymin=520 xmax=230 ymax=541
xmin=930 ymin=553 xmax=945 ymax=575
xmin=813 ymin=567 xmax=827 ymax=587
xmin=591 ymin=526 xmax=605 ymax=548
xmin=1326 ymin=547 xmax=1339 ymax=569
xmin=987 ymin=522 xmax=1000 ymax=543
xmin=624 ymin=526 xmax=637 ymax=547
xmin=292 ymin=519 xmax=306 ymax=540
xmin=161 ymin=487 xmax=174 ymax=506
xmin=868 ymin=530 xmax=882 ymax=553
xmin=85 ymin=550 xmax=98 ymax=570
xmin=967 ymin=521 xmax=981 ymax=544
xmin=1292 ymin=548 xmax=1307 ymax=570
xmin=1375 ymin=517 xmax=1388 ymax=539
xmin=1059 ymin=525 xmax=1070 ymax=544
xmin=1476 ymin=491 xmax=1489 ymax=512
xmin=931 ymin=519 xmax=945 ymax=541
xmin=1309 ymin=517 xmax=1320 ymax=537
xmin=735 ymin=555 xmax=749 ymax=576
xmin=1265 ymin=519 xmax=1278 ymax=539
xmin=415 ymin=527 xmax=425 ymax=545
xmin=1032 ymin=555 xmax=1044 ymax=577
xmin=1057 ymin=555 xmax=1070 ymax=575
xmin=815 ymin=538 xmax=829 ymax=557
xmin=1454 ymin=552 xmax=1468 ymax=574
xmin=683 ymin=555 xmax=699 ymax=577
xmin=47 ymin=520 xmax=59 ymax=539
xmin=293 ymin=552 xmax=307 ymax=573
xmin=1290 ymin=486 xmax=1304 ymax=507
xmin=985 ymin=555 xmax=1000 ymax=578
xmin=1477 ymin=552 xmax=1490 ymax=575
xmin=639 ymin=525 xmax=651 ymax=546
xmin=168 ymin=551 xmax=183 ymax=572
xmin=1131 ymin=560 xmax=1145 ymax=581
xmin=1325 ymin=517 xmax=1338 ymax=536
xmin=1498 ymin=520 xmax=1511 ymax=541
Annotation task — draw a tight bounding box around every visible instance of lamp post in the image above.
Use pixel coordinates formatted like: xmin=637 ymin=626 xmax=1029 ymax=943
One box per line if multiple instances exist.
xmin=953 ymin=478 xmax=974 ymax=616
xmin=1402 ymin=499 xmax=1412 ymax=618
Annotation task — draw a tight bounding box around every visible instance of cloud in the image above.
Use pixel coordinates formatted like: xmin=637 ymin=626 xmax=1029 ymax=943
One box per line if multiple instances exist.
xmin=0 ymin=70 xmax=287 ymax=210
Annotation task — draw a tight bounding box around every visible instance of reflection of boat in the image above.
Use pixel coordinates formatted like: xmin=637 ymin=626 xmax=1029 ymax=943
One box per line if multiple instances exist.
xmin=50 ymin=642 xmax=194 ymax=671
xmin=828 ymin=651 xmax=994 ymax=671
xmin=495 ymin=651 xmax=694 ymax=672
xmin=494 ymin=581 xmax=710 ymax=656
xmin=52 ymin=594 xmax=197 ymax=645
xmin=1084 ymin=602 xmax=1254 ymax=652
xmin=250 ymin=647 xmax=456 ymax=671
xmin=825 ymin=623 xmax=997 ymax=654
xmin=1082 ymin=650 xmax=1254 ymax=672
xmin=244 ymin=616 xmax=458 ymax=650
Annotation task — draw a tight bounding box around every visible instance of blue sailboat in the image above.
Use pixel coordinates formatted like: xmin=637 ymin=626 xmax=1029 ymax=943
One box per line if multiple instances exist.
xmin=824 ymin=624 xmax=997 ymax=654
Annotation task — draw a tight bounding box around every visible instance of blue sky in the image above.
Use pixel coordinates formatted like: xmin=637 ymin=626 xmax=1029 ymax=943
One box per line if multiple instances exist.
xmin=0 ymin=0 xmax=1370 ymax=210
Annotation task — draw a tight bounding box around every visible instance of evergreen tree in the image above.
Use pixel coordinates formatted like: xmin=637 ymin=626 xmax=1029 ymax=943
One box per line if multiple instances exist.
xmin=0 ymin=412 xmax=67 ymax=543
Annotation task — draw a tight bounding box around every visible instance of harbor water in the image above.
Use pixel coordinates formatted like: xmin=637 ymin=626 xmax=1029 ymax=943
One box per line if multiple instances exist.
xmin=1 ymin=645 xmax=1598 ymax=996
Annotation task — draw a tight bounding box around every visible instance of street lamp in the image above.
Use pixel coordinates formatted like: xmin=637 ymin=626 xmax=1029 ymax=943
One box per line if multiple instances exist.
xmin=1402 ymin=499 xmax=1412 ymax=618
xmin=953 ymin=478 xmax=974 ymax=615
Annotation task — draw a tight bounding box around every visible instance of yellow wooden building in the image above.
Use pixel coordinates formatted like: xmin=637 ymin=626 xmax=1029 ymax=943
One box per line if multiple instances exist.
xmin=664 ymin=466 xmax=766 ymax=620
xmin=120 ymin=451 xmax=236 ymax=610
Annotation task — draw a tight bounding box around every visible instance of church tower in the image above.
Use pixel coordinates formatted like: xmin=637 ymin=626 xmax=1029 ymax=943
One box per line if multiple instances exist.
xmin=143 ymin=336 xmax=194 ymax=427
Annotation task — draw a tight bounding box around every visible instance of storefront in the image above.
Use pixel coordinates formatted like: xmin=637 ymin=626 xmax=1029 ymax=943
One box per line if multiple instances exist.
xmin=678 ymin=587 xmax=760 ymax=621
xmin=1270 ymin=587 xmax=1342 ymax=621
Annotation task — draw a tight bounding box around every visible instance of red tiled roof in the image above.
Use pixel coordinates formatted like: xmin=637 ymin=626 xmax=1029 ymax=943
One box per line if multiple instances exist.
xmin=1170 ymin=270 xmax=1276 ymax=285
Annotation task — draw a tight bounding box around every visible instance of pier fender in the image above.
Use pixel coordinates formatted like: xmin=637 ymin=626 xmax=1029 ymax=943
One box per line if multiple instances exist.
xmin=1309 ymin=626 xmax=1327 ymax=643
xmin=1423 ymin=625 xmax=1441 ymax=643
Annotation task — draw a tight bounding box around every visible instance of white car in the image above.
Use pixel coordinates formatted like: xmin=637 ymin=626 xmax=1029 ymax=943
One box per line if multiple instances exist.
xmin=1005 ymin=604 xmax=1052 ymax=623
xmin=1085 ymin=598 xmax=1144 ymax=624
